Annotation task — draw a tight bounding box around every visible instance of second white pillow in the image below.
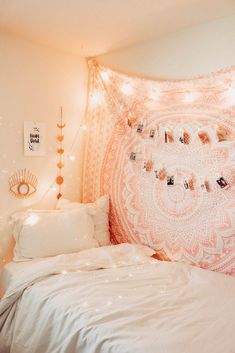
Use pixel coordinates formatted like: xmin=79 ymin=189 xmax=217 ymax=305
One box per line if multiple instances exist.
xmin=12 ymin=207 xmax=99 ymax=261
xmin=57 ymin=195 xmax=110 ymax=246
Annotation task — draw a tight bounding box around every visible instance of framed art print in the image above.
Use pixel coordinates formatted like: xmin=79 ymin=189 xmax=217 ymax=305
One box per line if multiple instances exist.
xmin=24 ymin=121 xmax=46 ymax=156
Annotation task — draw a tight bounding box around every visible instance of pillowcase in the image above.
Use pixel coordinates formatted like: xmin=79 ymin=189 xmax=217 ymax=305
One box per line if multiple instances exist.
xmin=56 ymin=195 xmax=110 ymax=246
xmin=11 ymin=208 xmax=99 ymax=261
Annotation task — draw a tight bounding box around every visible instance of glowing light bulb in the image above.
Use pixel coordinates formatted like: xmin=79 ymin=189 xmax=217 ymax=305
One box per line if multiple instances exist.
xmin=100 ymin=71 xmax=109 ymax=82
xmin=226 ymin=87 xmax=235 ymax=103
xmin=149 ymin=89 xmax=160 ymax=100
xmin=184 ymin=92 xmax=198 ymax=103
xmin=68 ymin=154 xmax=76 ymax=161
xmin=121 ymin=83 xmax=133 ymax=95
xmin=90 ymin=91 xmax=102 ymax=106
xmin=25 ymin=214 xmax=39 ymax=226
xmin=50 ymin=185 xmax=57 ymax=192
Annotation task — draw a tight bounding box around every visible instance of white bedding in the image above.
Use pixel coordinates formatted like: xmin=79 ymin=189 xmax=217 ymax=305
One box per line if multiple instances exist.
xmin=0 ymin=259 xmax=45 ymax=296
xmin=0 ymin=244 xmax=235 ymax=353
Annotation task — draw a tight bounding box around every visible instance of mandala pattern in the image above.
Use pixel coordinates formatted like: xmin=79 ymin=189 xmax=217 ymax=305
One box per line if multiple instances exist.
xmin=83 ymin=60 xmax=235 ymax=275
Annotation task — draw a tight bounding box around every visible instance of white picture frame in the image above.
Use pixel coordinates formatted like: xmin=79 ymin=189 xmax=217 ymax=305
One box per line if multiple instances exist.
xmin=24 ymin=121 xmax=46 ymax=156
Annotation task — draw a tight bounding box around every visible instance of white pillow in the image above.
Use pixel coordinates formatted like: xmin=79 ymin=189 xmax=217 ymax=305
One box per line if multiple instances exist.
xmin=56 ymin=195 xmax=110 ymax=246
xmin=11 ymin=208 xmax=99 ymax=261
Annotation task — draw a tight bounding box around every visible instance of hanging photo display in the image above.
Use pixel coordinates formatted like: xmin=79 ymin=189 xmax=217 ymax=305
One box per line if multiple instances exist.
xmin=84 ymin=60 xmax=235 ymax=276
xmin=24 ymin=121 xmax=46 ymax=156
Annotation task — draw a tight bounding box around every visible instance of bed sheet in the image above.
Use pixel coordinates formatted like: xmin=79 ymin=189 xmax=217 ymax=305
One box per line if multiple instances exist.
xmin=0 ymin=244 xmax=235 ymax=353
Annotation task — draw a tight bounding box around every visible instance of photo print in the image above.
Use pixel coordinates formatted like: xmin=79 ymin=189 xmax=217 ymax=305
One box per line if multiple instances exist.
xmin=179 ymin=131 xmax=190 ymax=144
xmin=183 ymin=180 xmax=190 ymax=190
xmin=165 ymin=128 xmax=174 ymax=143
xmin=129 ymin=152 xmax=137 ymax=161
xmin=137 ymin=123 xmax=144 ymax=133
xmin=200 ymin=180 xmax=209 ymax=192
xmin=154 ymin=170 xmax=159 ymax=179
xmin=145 ymin=160 xmax=154 ymax=172
xmin=158 ymin=168 xmax=167 ymax=180
xmin=167 ymin=176 xmax=174 ymax=186
xmin=184 ymin=178 xmax=194 ymax=190
xmin=127 ymin=114 xmax=138 ymax=128
xmin=198 ymin=130 xmax=210 ymax=144
xmin=216 ymin=177 xmax=230 ymax=189
xmin=215 ymin=125 xmax=229 ymax=142
xmin=149 ymin=129 xmax=155 ymax=138
xmin=24 ymin=121 xmax=46 ymax=156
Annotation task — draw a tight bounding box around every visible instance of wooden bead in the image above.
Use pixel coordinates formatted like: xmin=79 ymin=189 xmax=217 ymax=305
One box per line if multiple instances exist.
xmin=56 ymin=176 xmax=64 ymax=185
xmin=57 ymin=162 xmax=64 ymax=169
xmin=57 ymin=135 xmax=64 ymax=142
xmin=57 ymin=148 xmax=64 ymax=154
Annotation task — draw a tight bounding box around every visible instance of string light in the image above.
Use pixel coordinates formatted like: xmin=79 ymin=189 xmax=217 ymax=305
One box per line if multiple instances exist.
xmin=90 ymin=91 xmax=102 ymax=106
xmin=184 ymin=92 xmax=199 ymax=103
xmin=226 ymin=87 xmax=235 ymax=104
xmin=100 ymin=70 xmax=110 ymax=82
xmin=121 ymin=83 xmax=133 ymax=95
xmin=149 ymin=88 xmax=160 ymax=100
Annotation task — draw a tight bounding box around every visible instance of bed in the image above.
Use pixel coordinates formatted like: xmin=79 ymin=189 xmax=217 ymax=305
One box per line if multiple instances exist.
xmin=1 ymin=244 xmax=235 ymax=353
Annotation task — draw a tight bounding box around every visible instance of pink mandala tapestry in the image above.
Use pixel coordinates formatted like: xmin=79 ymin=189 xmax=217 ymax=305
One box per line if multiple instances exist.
xmin=83 ymin=60 xmax=235 ymax=275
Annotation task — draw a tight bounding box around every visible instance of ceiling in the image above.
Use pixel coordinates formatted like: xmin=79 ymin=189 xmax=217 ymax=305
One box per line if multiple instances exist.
xmin=1 ymin=0 xmax=235 ymax=57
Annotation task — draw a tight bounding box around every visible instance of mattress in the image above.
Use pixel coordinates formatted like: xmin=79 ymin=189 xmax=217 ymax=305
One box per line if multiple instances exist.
xmin=1 ymin=245 xmax=235 ymax=353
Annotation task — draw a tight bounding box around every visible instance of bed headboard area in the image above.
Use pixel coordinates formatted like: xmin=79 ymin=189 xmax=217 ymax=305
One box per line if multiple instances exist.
xmin=83 ymin=60 xmax=235 ymax=275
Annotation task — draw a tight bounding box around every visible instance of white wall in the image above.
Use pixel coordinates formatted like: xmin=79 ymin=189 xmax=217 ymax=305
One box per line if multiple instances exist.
xmin=97 ymin=15 xmax=235 ymax=80
xmin=0 ymin=31 xmax=88 ymax=267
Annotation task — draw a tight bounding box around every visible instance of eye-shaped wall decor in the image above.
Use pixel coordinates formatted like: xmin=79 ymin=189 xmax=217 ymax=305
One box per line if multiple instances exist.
xmin=9 ymin=169 xmax=38 ymax=198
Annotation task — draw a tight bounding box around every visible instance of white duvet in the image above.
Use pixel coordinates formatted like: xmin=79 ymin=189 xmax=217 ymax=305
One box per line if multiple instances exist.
xmin=0 ymin=243 xmax=235 ymax=353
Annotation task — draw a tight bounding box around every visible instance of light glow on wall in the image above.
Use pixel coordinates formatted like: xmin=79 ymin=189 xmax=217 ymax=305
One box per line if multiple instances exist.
xmin=68 ymin=154 xmax=76 ymax=161
xmin=25 ymin=214 xmax=39 ymax=226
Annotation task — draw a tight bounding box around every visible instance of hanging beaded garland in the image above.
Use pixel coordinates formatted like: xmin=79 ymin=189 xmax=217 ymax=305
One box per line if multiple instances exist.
xmin=56 ymin=107 xmax=65 ymax=199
